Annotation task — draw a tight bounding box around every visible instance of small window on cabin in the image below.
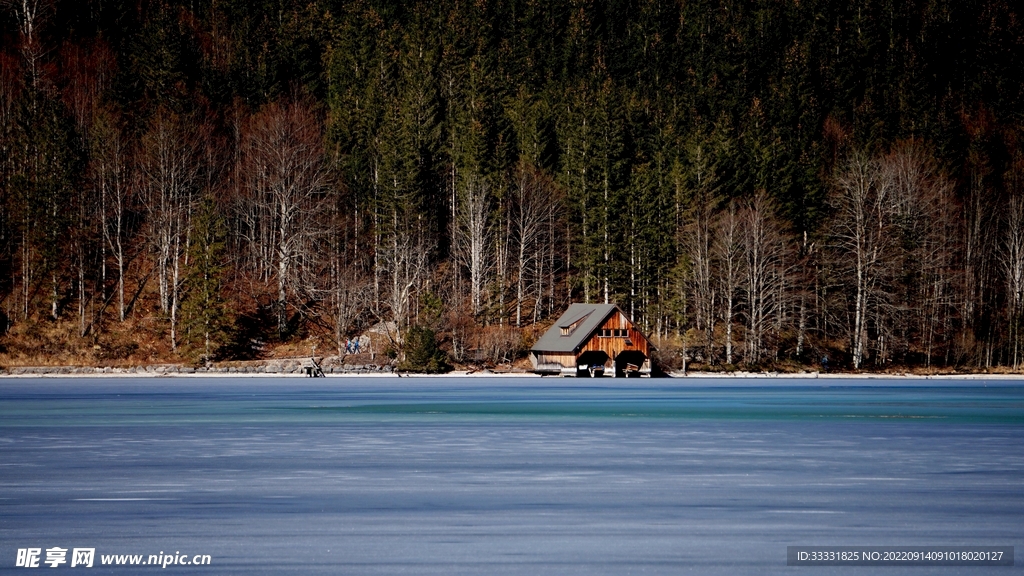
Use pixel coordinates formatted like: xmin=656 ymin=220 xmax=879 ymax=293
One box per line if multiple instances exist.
xmin=559 ymin=311 xmax=592 ymax=337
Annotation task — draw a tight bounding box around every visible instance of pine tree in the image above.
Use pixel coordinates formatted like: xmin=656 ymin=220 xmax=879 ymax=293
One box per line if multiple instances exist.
xmin=180 ymin=196 xmax=231 ymax=364
xmin=398 ymin=324 xmax=450 ymax=373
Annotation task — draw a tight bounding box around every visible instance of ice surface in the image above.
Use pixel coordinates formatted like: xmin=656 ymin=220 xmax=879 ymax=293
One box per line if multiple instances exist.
xmin=1 ymin=378 xmax=1022 ymax=574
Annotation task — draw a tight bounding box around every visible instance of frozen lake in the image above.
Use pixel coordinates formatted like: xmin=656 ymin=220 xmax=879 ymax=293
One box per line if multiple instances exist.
xmin=1 ymin=378 xmax=1022 ymax=574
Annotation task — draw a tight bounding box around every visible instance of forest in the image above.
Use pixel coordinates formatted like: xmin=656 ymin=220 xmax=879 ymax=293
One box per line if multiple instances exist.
xmin=1 ymin=0 xmax=1023 ymax=371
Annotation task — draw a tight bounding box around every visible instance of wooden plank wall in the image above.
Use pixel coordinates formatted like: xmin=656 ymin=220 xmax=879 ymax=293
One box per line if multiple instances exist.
xmin=533 ymin=353 xmax=576 ymax=368
xmin=578 ymin=312 xmax=651 ymax=359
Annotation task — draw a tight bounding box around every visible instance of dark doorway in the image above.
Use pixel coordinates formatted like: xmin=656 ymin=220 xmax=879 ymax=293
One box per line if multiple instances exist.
xmin=615 ymin=350 xmax=647 ymax=377
xmin=576 ymin=351 xmax=610 ymax=377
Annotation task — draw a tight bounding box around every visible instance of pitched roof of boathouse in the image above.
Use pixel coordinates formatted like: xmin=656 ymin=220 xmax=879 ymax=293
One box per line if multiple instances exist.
xmin=531 ymin=303 xmax=622 ymax=353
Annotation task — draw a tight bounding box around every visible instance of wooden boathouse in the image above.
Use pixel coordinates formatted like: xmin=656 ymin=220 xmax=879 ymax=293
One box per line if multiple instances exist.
xmin=530 ymin=303 xmax=654 ymax=377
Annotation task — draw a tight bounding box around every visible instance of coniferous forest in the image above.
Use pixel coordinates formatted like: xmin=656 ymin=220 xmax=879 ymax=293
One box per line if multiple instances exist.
xmin=1 ymin=0 xmax=1023 ymax=371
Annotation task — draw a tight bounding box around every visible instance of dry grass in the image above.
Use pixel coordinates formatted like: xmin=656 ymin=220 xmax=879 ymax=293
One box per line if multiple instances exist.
xmin=0 ymin=313 xmax=177 ymax=368
xmin=4 ymin=309 xmax=1020 ymax=375
xmin=265 ymin=339 xmax=320 ymax=359
xmin=0 ymin=315 xmax=356 ymax=369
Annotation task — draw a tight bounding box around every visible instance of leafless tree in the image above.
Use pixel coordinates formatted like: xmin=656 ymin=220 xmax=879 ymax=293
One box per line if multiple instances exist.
xmin=300 ymin=190 xmax=371 ymax=358
xmin=1002 ymin=197 xmax=1024 ymax=368
xmin=740 ymin=191 xmax=790 ymax=365
xmin=321 ymin=261 xmax=371 ymax=358
xmin=6 ymin=0 xmax=51 ymax=93
xmin=62 ymin=42 xmax=115 ymax=334
xmin=91 ymin=108 xmax=134 ymax=323
xmin=828 ymin=151 xmax=898 ymax=369
xmin=792 ymin=231 xmax=816 ymax=359
xmin=59 ymin=42 xmax=114 ymax=133
xmin=684 ymin=186 xmax=717 ymax=362
xmin=883 ymin=142 xmax=957 ymax=366
xmin=137 ymin=109 xmax=203 ymax=349
xmin=959 ymin=146 xmax=998 ymax=366
xmin=538 ymin=183 xmax=566 ymax=322
xmin=477 ymin=325 xmax=521 ymax=365
xmin=452 ymin=173 xmax=491 ymax=317
xmin=714 ymin=201 xmax=741 ymax=364
xmin=510 ymin=164 xmax=557 ymax=327
xmin=238 ymin=97 xmax=332 ymax=338
xmin=494 ymin=193 xmax=512 ymax=325
xmin=379 ymin=216 xmax=430 ymax=329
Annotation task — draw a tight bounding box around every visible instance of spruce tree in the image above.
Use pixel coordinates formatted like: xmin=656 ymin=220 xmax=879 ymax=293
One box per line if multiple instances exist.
xmin=180 ymin=196 xmax=231 ymax=364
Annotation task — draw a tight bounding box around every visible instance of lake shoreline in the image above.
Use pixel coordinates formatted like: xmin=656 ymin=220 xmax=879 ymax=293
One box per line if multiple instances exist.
xmin=3 ymin=365 xmax=1024 ymax=382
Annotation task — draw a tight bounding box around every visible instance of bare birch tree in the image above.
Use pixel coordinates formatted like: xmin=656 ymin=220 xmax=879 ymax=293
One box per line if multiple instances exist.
xmin=714 ymin=201 xmax=741 ymax=364
xmin=239 ymin=97 xmax=332 ymax=338
xmin=1002 ymin=197 xmax=1024 ymax=368
xmin=960 ymin=149 xmax=998 ymax=366
xmin=684 ymin=187 xmax=717 ymax=362
xmin=379 ymin=216 xmax=430 ymax=329
xmin=7 ymin=0 xmax=50 ymax=93
xmin=138 ymin=109 xmax=203 ymax=349
xmin=452 ymin=174 xmax=491 ymax=317
xmin=884 ymin=142 xmax=956 ymax=366
xmin=740 ymin=191 xmax=789 ymax=365
xmin=493 ymin=193 xmax=512 ymax=324
xmin=510 ymin=164 xmax=556 ymax=327
xmin=827 ymin=152 xmax=897 ymax=369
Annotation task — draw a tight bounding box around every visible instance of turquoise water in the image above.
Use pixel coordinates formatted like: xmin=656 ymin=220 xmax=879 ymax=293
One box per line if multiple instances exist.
xmin=3 ymin=379 xmax=1022 ymax=424
xmin=1 ymin=378 xmax=1022 ymax=574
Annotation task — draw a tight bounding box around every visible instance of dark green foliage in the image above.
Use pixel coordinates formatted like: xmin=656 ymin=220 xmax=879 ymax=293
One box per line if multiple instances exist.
xmin=180 ymin=197 xmax=232 ymax=363
xmin=127 ymin=3 xmax=199 ymax=113
xmin=399 ymin=325 xmax=450 ymax=373
xmin=2 ymin=0 xmax=1024 ymax=369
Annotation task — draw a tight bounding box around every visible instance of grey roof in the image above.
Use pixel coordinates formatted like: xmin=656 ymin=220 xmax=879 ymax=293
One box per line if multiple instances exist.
xmin=531 ymin=303 xmax=620 ymax=353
